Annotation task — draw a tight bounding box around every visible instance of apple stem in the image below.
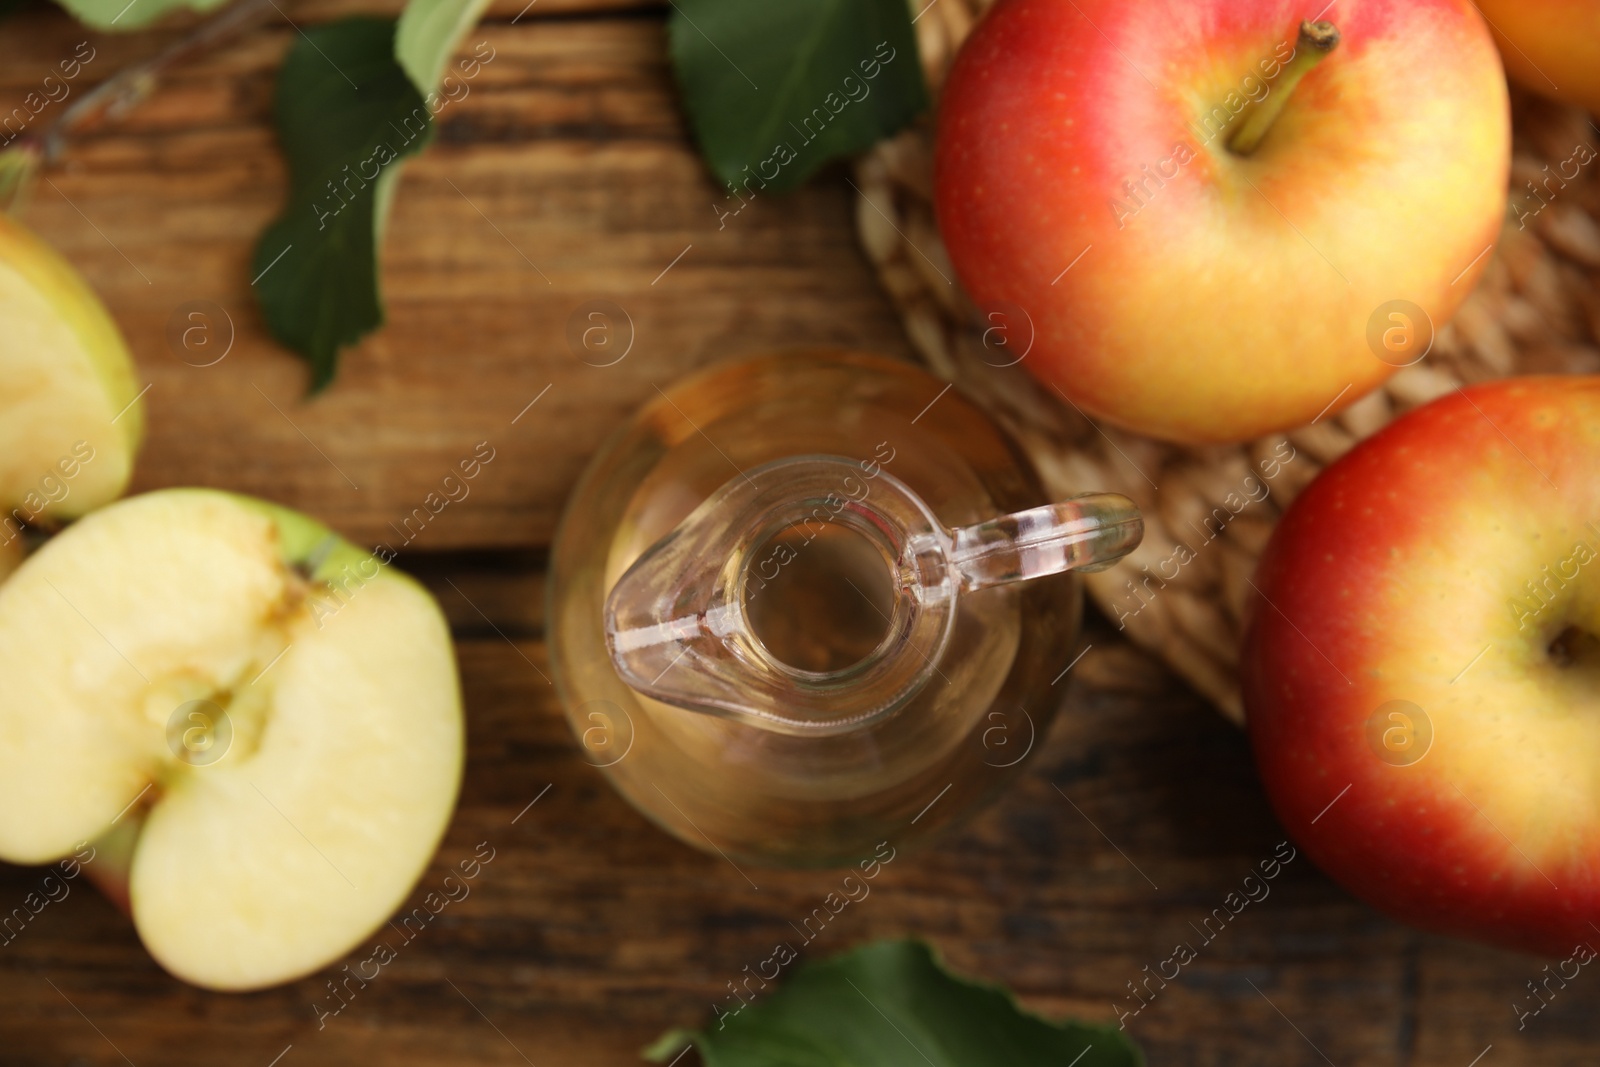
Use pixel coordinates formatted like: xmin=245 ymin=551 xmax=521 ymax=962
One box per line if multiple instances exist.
xmin=0 ymin=0 xmax=276 ymax=215
xmin=1227 ymin=20 xmax=1340 ymax=156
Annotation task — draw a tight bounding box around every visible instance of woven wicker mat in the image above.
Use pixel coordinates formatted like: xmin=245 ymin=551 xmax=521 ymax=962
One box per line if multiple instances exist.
xmin=855 ymin=0 xmax=1600 ymax=725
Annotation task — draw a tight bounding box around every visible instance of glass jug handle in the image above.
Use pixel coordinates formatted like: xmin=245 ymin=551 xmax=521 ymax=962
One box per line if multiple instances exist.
xmin=602 ymin=458 xmax=1142 ymax=733
xmin=947 ymin=493 xmax=1143 ymax=591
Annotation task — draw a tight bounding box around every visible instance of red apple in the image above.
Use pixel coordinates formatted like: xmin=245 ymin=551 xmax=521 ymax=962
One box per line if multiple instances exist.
xmin=934 ymin=0 xmax=1510 ymax=444
xmin=1473 ymin=0 xmax=1600 ymax=115
xmin=1242 ymin=376 xmax=1600 ymax=956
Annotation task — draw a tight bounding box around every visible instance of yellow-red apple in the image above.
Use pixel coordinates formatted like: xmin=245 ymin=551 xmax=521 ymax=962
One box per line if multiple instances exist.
xmin=1474 ymin=0 xmax=1600 ymax=115
xmin=1243 ymin=377 xmax=1600 ymax=955
xmin=935 ymin=0 xmax=1510 ymax=443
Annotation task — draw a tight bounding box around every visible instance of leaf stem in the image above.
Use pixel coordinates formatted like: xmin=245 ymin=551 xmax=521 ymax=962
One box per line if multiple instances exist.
xmin=1227 ymin=20 xmax=1339 ymax=157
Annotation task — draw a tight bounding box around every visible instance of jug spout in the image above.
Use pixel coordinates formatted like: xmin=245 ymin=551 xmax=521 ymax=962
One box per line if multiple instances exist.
xmin=604 ymin=455 xmax=1142 ymax=736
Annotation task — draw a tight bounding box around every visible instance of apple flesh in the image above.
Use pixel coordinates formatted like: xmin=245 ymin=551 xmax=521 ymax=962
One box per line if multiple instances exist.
xmin=0 ymin=489 xmax=463 ymax=990
xmin=934 ymin=0 xmax=1510 ymax=443
xmin=0 ymin=214 xmax=143 ymax=525
xmin=1473 ymin=0 xmax=1600 ymax=115
xmin=1243 ymin=377 xmax=1600 ymax=956
xmin=0 ymin=534 xmax=20 ymax=584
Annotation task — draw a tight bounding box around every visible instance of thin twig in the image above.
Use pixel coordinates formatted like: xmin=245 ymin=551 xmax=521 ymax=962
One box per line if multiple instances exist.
xmin=0 ymin=0 xmax=278 ymax=212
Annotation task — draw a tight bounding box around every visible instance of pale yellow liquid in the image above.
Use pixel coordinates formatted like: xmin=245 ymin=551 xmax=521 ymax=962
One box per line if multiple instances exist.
xmin=550 ymin=351 xmax=1078 ymax=867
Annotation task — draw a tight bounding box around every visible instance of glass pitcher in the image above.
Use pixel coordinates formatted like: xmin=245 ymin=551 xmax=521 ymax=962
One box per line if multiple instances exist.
xmin=548 ymin=350 xmax=1141 ymax=868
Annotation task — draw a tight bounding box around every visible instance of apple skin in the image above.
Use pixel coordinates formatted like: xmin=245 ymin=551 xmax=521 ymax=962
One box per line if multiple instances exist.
xmin=1473 ymin=0 xmax=1600 ymax=115
xmin=934 ymin=0 xmax=1510 ymax=444
xmin=82 ymin=815 xmax=139 ymax=917
xmin=1242 ymin=377 xmax=1600 ymax=956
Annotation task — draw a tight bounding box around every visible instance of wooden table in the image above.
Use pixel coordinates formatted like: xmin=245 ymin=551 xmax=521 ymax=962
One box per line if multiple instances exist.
xmin=1 ymin=2 xmax=1595 ymax=1063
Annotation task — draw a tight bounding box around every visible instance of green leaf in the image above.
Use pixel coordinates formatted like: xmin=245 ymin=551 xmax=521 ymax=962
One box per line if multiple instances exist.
xmin=251 ymin=17 xmax=433 ymax=391
xmin=646 ymin=939 xmax=1143 ymax=1067
xmin=382 ymin=0 xmax=493 ymax=248
xmin=52 ymin=0 xmax=226 ymax=32
xmin=395 ymin=0 xmax=494 ymax=97
xmin=668 ymin=0 xmax=927 ymax=195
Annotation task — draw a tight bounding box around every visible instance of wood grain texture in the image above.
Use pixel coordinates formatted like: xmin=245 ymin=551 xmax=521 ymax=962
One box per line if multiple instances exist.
xmin=0 ymin=1 xmax=913 ymax=551
xmin=0 ymin=614 xmax=1591 ymax=1065
xmin=0 ymin=2 xmax=1597 ymax=1065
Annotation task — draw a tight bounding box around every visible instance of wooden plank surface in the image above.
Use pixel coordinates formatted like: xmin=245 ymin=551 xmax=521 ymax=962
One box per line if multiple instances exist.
xmin=1 ymin=1 xmax=1598 ymax=1064
xmin=0 ymin=0 xmax=913 ymax=550
xmin=3 ymin=619 xmax=1591 ymax=1066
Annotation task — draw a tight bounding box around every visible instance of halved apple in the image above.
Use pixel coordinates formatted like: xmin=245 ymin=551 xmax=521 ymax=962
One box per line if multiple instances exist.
xmin=0 ymin=489 xmax=463 ymax=990
xmin=0 ymin=213 xmax=144 ymax=526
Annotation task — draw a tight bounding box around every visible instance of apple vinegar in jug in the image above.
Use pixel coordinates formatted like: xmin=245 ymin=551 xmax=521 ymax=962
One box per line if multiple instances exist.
xmin=548 ymin=351 xmax=1141 ymax=867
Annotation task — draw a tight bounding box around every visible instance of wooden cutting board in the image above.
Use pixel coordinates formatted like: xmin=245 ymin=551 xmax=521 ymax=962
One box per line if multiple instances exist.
xmin=0 ymin=2 xmax=1593 ymax=1063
